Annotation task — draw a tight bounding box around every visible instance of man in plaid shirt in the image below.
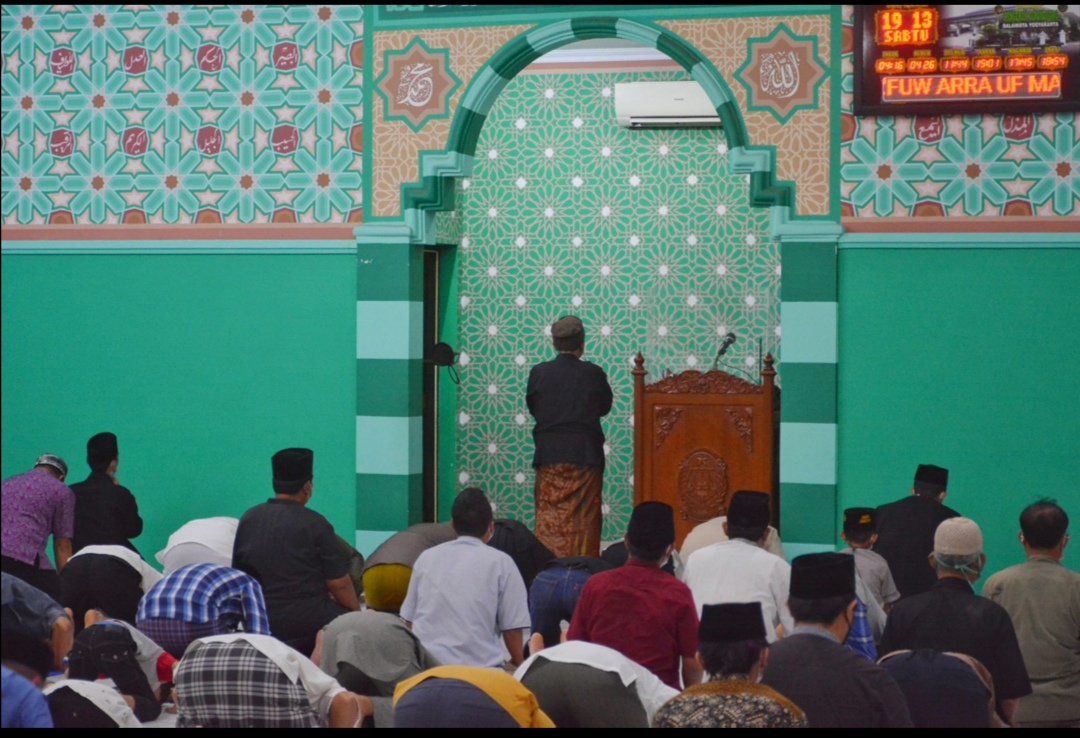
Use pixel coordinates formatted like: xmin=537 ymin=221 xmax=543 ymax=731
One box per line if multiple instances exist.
xmin=136 ymin=563 xmax=270 ymax=658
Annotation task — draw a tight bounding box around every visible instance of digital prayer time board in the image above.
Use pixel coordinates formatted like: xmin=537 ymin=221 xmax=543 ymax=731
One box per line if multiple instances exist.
xmin=854 ymin=5 xmax=1080 ymax=115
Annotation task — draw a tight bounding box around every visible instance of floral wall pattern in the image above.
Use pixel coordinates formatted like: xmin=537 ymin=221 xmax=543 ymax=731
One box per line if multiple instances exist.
xmin=838 ymin=5 xmax=1079 ymax=218
xmin=1 ymin=5 xmax=363 ymax=225
xmin=438 ymin=70 xmax=781 ymax=539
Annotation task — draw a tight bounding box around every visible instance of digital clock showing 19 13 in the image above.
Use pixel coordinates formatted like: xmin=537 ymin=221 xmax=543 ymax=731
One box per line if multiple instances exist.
xmin=854 ymin=4 xmax=1080 ymax=116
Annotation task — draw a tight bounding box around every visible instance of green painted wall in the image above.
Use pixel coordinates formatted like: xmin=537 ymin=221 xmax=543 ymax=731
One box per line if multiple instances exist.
xmin=1 ymin=251 xmax=358 ymax=564
xmin=837 ymin=246 xmax=1080 ymax=581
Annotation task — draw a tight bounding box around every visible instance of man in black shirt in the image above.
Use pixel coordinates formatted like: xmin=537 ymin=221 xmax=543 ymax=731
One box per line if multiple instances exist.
xmin=69 ymin=432 xmax=142 ymax=554
xmin=527 ymin=316 xmax=612 ymax=558
xmin=232 ymin=448 xmax=359 ymax=653
xmin=880 ymin=517 xmax=1032 ymax=725
xmin=873 ymin=464 xmax=959 ymax=598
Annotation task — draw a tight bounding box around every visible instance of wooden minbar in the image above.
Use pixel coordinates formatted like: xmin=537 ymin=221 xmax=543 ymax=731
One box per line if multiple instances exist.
xmin=632 ymin=353 xmax=778 ymax=549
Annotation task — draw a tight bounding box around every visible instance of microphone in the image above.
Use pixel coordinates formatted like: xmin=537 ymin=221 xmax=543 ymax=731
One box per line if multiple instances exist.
xmin=711 ymin=333 xmax=737 ymax=370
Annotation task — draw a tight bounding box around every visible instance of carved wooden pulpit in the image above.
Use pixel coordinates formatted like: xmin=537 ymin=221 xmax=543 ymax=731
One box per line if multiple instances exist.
xmin=633 ymin=353 xmax=778 ymax=549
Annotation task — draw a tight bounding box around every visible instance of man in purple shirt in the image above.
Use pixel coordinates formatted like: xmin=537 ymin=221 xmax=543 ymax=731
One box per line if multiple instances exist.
xmin=1 ymin=455 xmax=74 ymax=601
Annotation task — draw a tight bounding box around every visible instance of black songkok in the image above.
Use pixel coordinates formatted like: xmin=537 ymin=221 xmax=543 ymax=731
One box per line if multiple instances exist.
xmin=272 ymin=447 xmax=314 ymax=493
xmin=914 ymin=464 xmax=949 ymax=493
xmin=726 ymin=490 xmax=771 ymax=529
xmin=843 ymin=507 xmax=876 ymax=535
xmin=626 ymin=501 xmax=675 ymax=552
xmin=699 ymin=602 xmax=767 ymax=643
xmin=790 ymin=552 xmax=855 ymax=600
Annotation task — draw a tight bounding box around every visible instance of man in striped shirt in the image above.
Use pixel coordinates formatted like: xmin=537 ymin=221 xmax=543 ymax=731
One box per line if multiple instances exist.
xmin=136 ymin=563 xmax=270 ymax=658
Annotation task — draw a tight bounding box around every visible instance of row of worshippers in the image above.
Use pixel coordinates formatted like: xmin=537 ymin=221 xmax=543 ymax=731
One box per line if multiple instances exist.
xmin=3 ymin=444 xmax=1078 ymax=727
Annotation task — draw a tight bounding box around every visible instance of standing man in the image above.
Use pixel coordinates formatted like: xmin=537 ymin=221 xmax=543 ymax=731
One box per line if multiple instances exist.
xmin=1 ymin=455 xmax=74 ymax=601
xmin=982 ymin=499 xmax=1079 ymax=728
xmin=232 ymin=448 xmax=359 ymax=654
xmin=69 ymin=433 xmax=142 ymax=554
xmin=399 ymin=488 xmax=530 ymax=669
xmin=527 ymin=315 xmax=613 ymax=557
xmin=880 ymin=517 xmax=1032 ymax=724
xmin=874 ymin=463 xmax=959 ymax=598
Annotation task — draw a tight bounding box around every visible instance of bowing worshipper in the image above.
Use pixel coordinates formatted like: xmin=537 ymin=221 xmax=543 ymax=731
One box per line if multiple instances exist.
xmin=45 ymin=680 xmax=142 ymax=728
xmin=652 ymin=602 xmax=807 ymax=728
xmin=59 ymin=543 xmax=161 ymax=633
xmin=69 ymin=432 xmax=143 ymax=554
xmin=361 ymin=522 xmax=456 ymax=613
xmin=529 ymin=554 xmax=614 ymax=649
xmin=155 ymin=516 xmax=238 ymax=574
xmin=0 ymin=453 xmax=74 ymax=601
xmin=136 ymin=562 xmax=270 ymax=658
xmin=400 ymin=488 xmax=530 ymax=668
xmin=874 ymin=463 xmax=959 ymax=598
xmin=598 ymin=538 xmax=677 ymax=576
xmin=567 ymin=501 xmax=701 ymax=690
xmin=515 ymin=635 xmax=678 ymax=727
xmin=393 ymin=665 xmax=555 ymax=728
xmin=761 ymin=553 xmax=913 ymax=727
xmin=489 ymin=517 xmax=556 ymax=590
xmin=315 ymin=610 xmax=441 ymax=728
xmin=878 ymin=649 xmax=1004 ymax=728
xmin=65 ymin=621 xmax=161 ymax=722
xmin=232 ymin=448 xmax=359 ymax=654
xmin=1 ymin=637 xmax=54 ymax=729
xmin=880 ymin=517 xmax=1032 ymax=725
xmin=82 ymin=610 xmax=178 ymax=703
xmin=174 ymin=633 xmax=374 ymax=728
xmin=1 ymin=572 xmax=74 ymax=671
xmin=681 ymin=491 xmax=794 ymax=642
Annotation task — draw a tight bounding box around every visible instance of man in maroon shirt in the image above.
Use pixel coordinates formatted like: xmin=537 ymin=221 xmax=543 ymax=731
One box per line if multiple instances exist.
xmin=567 ymin=502 xmax=701 ymax=690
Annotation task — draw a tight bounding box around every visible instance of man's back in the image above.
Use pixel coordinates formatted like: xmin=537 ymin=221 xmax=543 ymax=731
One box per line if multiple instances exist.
xmin=1 ymin=469 xmax=74 ymax=568
xmin=762 ymin=631 xmax=913 ymax=727
xmin=880 ymin=578 xmax=1032 ymax=709
xmin=232 ymin=499 xmax=342 ymax=604
xmin=69 ymin=471 xmax=142 ymax=553
xmin=983 ymin=558 xmax=1080 ymax=724
xmin=527 ymin=354 xmax=612 ymax=469
xmin=399 ymin=536 xmax=529 ymax=667
xmin=874 ymin=496 xmax=958 ymax=598
xmin=566 ymin=560 xmax=698 ymax=689
xmin=682 ymin=539 xmax=794 ymax=641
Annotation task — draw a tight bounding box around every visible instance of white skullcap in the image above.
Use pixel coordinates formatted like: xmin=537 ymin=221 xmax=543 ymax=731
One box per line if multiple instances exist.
xmin=934 ymin=517 xmax=983 ymax=556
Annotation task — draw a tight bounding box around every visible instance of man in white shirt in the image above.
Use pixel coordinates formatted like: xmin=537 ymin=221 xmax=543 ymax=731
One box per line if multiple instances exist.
xmin=515 ymin=636 xmax=678 ymax=726
xmin=400 ymin=488 xmax=530 ymax=668
xmin=681 ymin=515 xmax=785 ymax=562
xmin=681 ymin=491 xmax=794 ymax=642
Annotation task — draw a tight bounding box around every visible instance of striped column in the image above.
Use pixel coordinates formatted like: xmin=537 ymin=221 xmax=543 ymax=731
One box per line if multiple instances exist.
xmin=354 ymin=223 xmax=424 ymax=532
xmin=777 ymin=223 xmax=843 ymax=548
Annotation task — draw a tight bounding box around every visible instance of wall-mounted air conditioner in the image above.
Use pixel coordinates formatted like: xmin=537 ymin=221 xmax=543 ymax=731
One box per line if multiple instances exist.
xmin=614 ymin=81 xmax=721 ymax=129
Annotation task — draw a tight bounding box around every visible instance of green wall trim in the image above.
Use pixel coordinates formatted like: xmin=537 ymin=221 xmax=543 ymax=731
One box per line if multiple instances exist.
xmin=780 ymin=482 xmax=837 ymax=544
xmin=355 ymin=473 xmax=424 ymax=528
xmin=355 ymin=223 xmax=413 ymax=245
xmin=839 ymin=232 xmax=1080 ymax=248
xmin=357 ymin=245 xmax=424 ymax=302
xmin=1 ymin=241 xmax=357 ymax=255
xmin=356 ymin=415 xmax=423 ymax=476
xmin=772 ymin=212 xmax=844 ymax=240
xmin=780 ymin=241 xmax=837 ymax=302
xmin=356 ymin=301 xmax=424 ymax=360
xmin=779 ymin=422 xmax=837 ymax=486
xmin=356 ymin=359 xmax=423 ymax=417
xmin=779 ymin=363 xmax=837 ymax=424
xmin=781 ymin=302 xmax=837 ymax=364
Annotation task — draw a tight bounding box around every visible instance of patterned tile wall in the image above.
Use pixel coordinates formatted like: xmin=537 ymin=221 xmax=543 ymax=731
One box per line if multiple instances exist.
xmin=437 ymin=71 xmax=781 ymax=539
xmin=1 ymin=5 xmax=363 ymax=225
xmin=838 ymin=5 xmax=1079 ymax=218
